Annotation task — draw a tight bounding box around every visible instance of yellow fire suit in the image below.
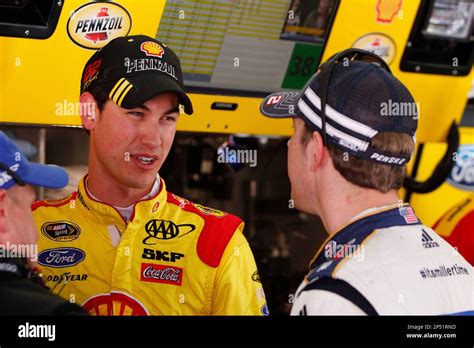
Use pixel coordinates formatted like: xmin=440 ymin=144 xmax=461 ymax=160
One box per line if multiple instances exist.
xmin=33 ymin=175 xmax=268 ymax=315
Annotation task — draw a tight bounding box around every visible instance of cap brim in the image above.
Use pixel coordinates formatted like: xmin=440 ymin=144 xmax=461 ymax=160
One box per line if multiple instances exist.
xmin=22 ymin=162 xmax=69 ymax=189
xmin=260 ymin=91 xmax=299 ymax=118
xmin=122 ymin=74 xmax=193 ymax=115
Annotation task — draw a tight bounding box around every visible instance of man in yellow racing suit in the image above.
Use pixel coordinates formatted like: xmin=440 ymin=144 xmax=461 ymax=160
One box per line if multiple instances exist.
xmin=32 ymin=35 xmax=267 ymax=315
xmin=33 ymin=176 xmax=267 ymax=315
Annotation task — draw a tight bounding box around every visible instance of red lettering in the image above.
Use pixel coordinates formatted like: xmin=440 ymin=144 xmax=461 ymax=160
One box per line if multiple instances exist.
xmin=140 ymin=263 xmax=183 ymax=286
xmin=83 ymin=59 xmax=102 ymax=85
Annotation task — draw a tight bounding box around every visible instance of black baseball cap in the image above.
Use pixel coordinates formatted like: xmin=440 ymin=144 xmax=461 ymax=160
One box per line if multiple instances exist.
xmin=260 ymin=53 xmax=418 ymax=166
xmin=80 ymin=35 xmax=193 ymax=114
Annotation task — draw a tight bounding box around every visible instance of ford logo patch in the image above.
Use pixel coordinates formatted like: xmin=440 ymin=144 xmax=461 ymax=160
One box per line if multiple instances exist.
xmin=448 ymin=144 xmax=474 ymax=191
xmin=38 ymin=248 xmax=85 ymax=268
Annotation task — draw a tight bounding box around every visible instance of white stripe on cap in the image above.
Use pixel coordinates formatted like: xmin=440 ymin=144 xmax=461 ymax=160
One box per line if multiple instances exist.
xmin=298 ymin=99 xmax=370 ymax=152
xmin=304 ymin=87 xmax=378 ymax=139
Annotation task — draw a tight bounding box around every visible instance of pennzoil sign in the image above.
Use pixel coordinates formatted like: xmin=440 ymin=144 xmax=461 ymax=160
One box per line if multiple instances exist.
xmin=67 ymin=2 xmax=132 ymax=49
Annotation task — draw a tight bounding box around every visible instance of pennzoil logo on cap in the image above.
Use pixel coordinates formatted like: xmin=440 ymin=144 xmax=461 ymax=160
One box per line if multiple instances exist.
xmin=67 ymin=2 xmax=132 ymax=50
xmin=140 ymin=41 xmax=165 ymax=58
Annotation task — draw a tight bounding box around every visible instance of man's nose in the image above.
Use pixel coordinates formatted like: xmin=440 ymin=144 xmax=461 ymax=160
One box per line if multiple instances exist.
xmin=140 ymin=121 xmax=162 ymax=149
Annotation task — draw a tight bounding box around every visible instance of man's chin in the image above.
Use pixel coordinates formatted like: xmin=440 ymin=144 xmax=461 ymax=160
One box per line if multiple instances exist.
xmin=291 ymin=194 xmax=311 ymax=214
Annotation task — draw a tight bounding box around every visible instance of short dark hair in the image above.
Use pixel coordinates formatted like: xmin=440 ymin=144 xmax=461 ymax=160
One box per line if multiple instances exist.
xmin=82 ymin=85 xmax=109 ymax=135
xmin=301 ymin=122 xmax=414 ymax=193
xmin=87 ymin=85 xmax=109 ymax=112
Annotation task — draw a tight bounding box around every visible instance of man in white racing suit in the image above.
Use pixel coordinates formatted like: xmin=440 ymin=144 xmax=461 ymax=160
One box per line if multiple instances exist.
xmin=259 ymin=48 xmax=473 ymax=315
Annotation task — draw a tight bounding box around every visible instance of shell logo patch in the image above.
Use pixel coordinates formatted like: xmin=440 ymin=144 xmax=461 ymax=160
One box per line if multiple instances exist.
xmin=376 ymin=0 xmax=403 ymax=23
xmin=141 ymin=41 xmax=165 ymax=58
xmin=82 ymin=292 xmax=148 ymax=316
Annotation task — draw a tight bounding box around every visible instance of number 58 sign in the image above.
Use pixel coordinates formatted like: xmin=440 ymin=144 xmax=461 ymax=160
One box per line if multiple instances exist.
xmin=282 ymin=43 xmax=323 ymax=90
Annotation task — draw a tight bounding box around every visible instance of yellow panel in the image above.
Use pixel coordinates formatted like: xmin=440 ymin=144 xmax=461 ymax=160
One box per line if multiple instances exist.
xmin=0 ymin=0 xmax=471 ymax=141
xmin=410 ymin=127 xmax=474 ymax=226
xmin=179 ymin=93 xmax=293 ymax=136
xmin=321 ymin=0 xmax=472 ymax=143
xmin=0 ymin=0 xmax=166 ymax=126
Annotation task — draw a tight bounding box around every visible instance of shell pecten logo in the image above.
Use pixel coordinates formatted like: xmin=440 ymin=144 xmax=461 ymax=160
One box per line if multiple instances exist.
xmin=140 ymin=41 xmax=165 ymax=58
xmin=376 ymin=0 xmax=403 ymax=23
xmin=82 ymin=292 xmax=148 ymax=316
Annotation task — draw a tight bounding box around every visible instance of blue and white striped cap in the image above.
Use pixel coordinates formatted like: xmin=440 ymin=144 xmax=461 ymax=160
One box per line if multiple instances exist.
xmin=260 ymin=59 xmax=418 ymax=166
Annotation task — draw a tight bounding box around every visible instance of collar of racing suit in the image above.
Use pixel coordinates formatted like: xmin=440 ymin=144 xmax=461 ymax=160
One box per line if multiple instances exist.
xmin=76 ymin=174 xmax=168 ymax=229
xmin=307 ymin=203 xmax=419 ymax=274
xmin=85 ymin=175 xmax=160 ymax=222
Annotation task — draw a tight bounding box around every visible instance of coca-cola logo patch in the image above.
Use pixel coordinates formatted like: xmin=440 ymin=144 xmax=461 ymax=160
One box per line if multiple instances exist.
xmin=140 ymin=263 xmax=183 ymax=286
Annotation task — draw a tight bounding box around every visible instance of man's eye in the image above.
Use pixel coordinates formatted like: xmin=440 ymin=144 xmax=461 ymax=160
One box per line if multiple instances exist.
xmin=162 ymin=115 xmax=177 ymax=122
xmin=128 ymin=111 xmax=144 ymax=117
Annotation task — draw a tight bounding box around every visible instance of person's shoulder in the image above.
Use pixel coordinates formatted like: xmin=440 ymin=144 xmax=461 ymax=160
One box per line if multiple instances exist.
xmin=0 ymin=274 xmax=86 ymax=315
xmin=292 ymin=286 xmax=366 ymax=315
xmin=434 ymin=196 xmax=474 ymax=231
xmin=166 ymin=192 xmax=242 ymax=224
xmin=166 ymin=192 xmax=244 ymax=268
xmin=32 ymin=191 xmax=77 ymax=212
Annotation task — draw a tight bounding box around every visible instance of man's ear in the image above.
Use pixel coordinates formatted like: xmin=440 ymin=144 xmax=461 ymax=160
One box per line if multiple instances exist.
xmin=80 ymin=92 xmax=99 ymax=132
xmin=0 ymin=190 xmax=7 ymax=235
xmin=309 ymin=131 xmax=327 ymax=171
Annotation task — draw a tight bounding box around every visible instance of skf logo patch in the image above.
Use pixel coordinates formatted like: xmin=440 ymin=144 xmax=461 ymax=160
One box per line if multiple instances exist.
xmin=143 ymin=220 xmax=195 ymax=244
xmin=41 ymin=221 xmax=81 ymax=242
xmin=142 ymin=248 xmax=184 ymax=262
xmin=141 ymin=263 xmax=183 ymax=286
xmin=376 ymin=0 xmax=402 ymax=23
xmin=67 ymin=2 xmax=131 ymax=49
xmin=140 ymin=41 xmax=165 ymax=58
